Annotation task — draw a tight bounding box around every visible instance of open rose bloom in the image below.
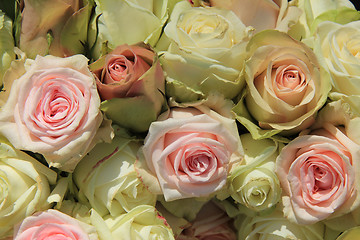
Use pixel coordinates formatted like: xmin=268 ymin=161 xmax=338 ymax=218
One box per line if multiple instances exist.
xmin=142 ymin=107 xmax=243 ymax=201
xmin=234 ymin=30 xmax=331 ymax=138
xmin=0 ymin=55 xmax=113 ymax=172
xmin=317 ymin=20 xmax=360 ymax=96
xmin=158 ymin=1 xmax=252 ymax=103
xmin=276 ymin=123 xmax=360 ymax=224
xmin=3 ymin=0 xmax=360 ymax=239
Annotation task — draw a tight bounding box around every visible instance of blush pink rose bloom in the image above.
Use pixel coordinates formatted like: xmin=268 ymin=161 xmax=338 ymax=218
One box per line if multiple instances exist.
xmin=13 ymin=209 xmax=98 ymax=240
xmin=142 ymin=107 xmax=243 ymax=201
xmin=276 ymin=123 xmax=360 ymax=224
xmin=0 ymin=55 xmax=113 ymax=172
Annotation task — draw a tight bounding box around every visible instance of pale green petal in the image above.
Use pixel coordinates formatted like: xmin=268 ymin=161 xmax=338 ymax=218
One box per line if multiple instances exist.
xmin=323 ymin=211 xmax=360 ymax=232
xmin=288 ymin=0 xmax=356 ymax=39
xmin=228 ymin=134 xmax=282 ymax=212
xmin=74 ymin=134 xmax=156 ymax=217
xmin=314 ymin=93 xmax=360 ymax=145
xmin=160 ymin=49 xmax=245 ymax=102
xmin=158 ymin=197 xmax=208 ymax=222
xmin=100 ymin=96 xmax=162 ymax=133
xmin=305 ymin=0 xmax=355 ymax=19
xmin=336 ymin=226 xmax=360 ymax=240
xmin=94 ymin=205 xmax=175 ymax=239
xmin=232 ymin=90 xmax=282 ymax=140
xmin=0 ymin=137 xmax=56 ymax=238
xmin=0 ymin=11 xmax=15 ymax=88
xmin=236 ymin=209 xmax=325 ymax=240
xmin=311 ymin=8 xmax=360 ymax=34
xmin=0 ymin=50 xmax=26 ymax=107
xmin=60 ymin=0 xmax=94 ymax=56
xmin=93 ymin=0 xmax=169 ymax=59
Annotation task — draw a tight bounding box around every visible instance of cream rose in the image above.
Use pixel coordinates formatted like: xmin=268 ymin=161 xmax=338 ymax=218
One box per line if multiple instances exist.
xmin=73 ymin=132 xmax=156 ymax=217
xmin=13 ymin=209 xmax=98 ymax=240
xmin=201 ymin=0 xmax=301 ymax=33
xmin=92 ymin=0 xmax=169 ymax=59
xmin=0 ymin=136 xmax=57 ymax=238
xmin=233 ymin=30 xmax=331 ymax=138
xmin=142 ymin=107 xmax=243 ymax=201
xmin=158 ymin=1 xmax=253 ymax=103
xmin=276 ymin=123 xmax=360 ymax=224
xmin=0 ymin=55 xmax=113 ymax=172
xmin=288 ymin=0 xmax=358 ymax=40
xmin=228 ymin=134 xmax=282 ymax=212
xmin=317 ymin=20 xmax=360 ymax=96
xmin=90 ymin=205 xmax=175 ymax=240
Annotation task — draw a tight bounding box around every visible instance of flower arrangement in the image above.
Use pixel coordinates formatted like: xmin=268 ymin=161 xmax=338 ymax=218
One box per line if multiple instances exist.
xmin=1 ymin=0 xmax=360 ymax=239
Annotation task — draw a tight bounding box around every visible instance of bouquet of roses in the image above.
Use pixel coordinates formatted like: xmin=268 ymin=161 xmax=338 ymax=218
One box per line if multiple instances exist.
xmin=1 ymin=0 xmax=360 ymax=239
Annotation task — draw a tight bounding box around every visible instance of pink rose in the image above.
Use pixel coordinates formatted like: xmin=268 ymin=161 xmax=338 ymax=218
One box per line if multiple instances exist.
xmin=90 ymin=43 xmax=165 ymax=132
xmin=13 ymin=209 xmax=98 ymax=240
xmin=142 ymin=107 xmax=242 ymax=201
xmin=276 ymin=123 xmax=360 ymax=224
xmin=0 ymin=55 xmax=113 ymax=172
xmin=92 ymin=43 xmax=158 ymax=100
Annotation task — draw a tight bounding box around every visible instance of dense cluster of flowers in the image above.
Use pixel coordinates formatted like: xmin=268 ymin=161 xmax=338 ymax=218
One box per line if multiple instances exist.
xmin=0 ymin=0 xmax=360 ymax=239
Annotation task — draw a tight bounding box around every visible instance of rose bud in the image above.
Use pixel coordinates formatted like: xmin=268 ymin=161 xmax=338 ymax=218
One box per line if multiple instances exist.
xmin=90 ymin=43 xmax=165 ymax=132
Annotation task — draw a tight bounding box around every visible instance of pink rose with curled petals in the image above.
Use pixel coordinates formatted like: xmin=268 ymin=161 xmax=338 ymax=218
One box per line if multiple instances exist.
xmin=92 ymin=43 xmax=157 ymax=100
xmin=0 ymin=55 xmax=113 ymax=172
xmin=90 ymin=43 xmax=165 ymax=132
xmin=13 ymin=209 xmax=98 ymax=240
xmin=142 ymin=107 xmax=243 ymax=201
xmin=276 ymin=123 xmax=360 ymax=224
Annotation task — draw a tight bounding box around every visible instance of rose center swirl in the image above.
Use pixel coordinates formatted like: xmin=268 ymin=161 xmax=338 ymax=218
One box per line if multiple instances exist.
xmin=186 ymin=154 xmax=210 ymax=173
xmin=107 ymin=56 xmax=133 ymax=82
xmin=48 ymin=92 xmax=70 ymax=119
xmin=275 ymin=65 xmax=305 ymax=91
xmin=312 ymin=165 xmax=333 ymax=191
xmin=38 ymin=82 xmax=78 ymax=124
